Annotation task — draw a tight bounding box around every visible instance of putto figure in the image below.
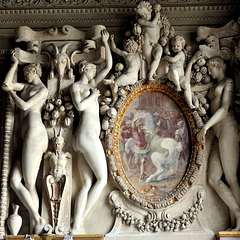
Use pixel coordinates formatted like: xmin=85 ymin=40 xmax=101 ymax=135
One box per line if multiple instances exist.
xmin=136 ymin=1 xmax=163 ymax=80
xmin=104 ymin=35 xmax=141 ymax=105
xmin=162 ymin=35 xmax=186 ymax=92
xmin=70 ymin=29 xmax=112 ymax=234
xmin=2 ymin=52 xmax=48 ymax=234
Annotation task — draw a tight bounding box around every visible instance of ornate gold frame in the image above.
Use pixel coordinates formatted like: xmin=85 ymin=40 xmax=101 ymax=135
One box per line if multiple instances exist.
xmin=105 ymin=80 xmax=203 ymax=209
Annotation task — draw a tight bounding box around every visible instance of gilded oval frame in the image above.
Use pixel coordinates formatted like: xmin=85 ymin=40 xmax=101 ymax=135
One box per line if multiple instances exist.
xmin=106 ymin=81 xmax=203 ymax=209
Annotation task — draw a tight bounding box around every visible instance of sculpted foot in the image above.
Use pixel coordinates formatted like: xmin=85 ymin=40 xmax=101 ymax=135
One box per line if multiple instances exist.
xmin=189 ymin=105 xmax=196 ymax=110
xmin=72 ymin=223 xmax=86 ymax=235
xmin=232 ymin=215 xmax=240 ymax=231
xmin=176 ymin=86 xmax=181 ymax=92
xmin=34 ymin=217 xmax=46 ymax=235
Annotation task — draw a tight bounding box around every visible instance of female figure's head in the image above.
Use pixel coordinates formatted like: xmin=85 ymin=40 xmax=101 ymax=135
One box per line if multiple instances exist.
xmin=79 ymin=60 xmax=97 ymax=80
xmin=206 ymin=57 xmax=226 ymax=79
xmin=23 ymin=63 xmax=42 ymax=83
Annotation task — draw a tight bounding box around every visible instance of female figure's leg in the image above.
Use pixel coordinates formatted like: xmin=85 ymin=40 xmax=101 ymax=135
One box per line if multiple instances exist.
xmin=10 ymin=160 xmax=45 ymax=234
xmin=72 ymin=152 xmax=93 ymax=234
xmin=81 ymin=137 xmax=108 ymax=219
xmin=21 ymin=129 xmax=47 ymax=233
xmin=72 ymin=135 xmax=107 ymax=233
xmin=208 ymin=139 xmax=240 ymax=230
xmin=219 ymin=122 xmax=240 ymax=229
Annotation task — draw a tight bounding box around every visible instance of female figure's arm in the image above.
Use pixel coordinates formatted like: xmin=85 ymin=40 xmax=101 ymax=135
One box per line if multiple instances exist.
xmin=92 ymin=30 xmax=113 ymax=87
xmin=3 ymin=52 xmax=48 ymax=111
xmin=185 ymin=50 xmax=202 ymax=80
xmin=2 ymin=52 xmax=24 ymax=92
xmin=197 ymin=78 xmax=234 ymax=143
xmin=8 ymin=86 xmax=48 ymax=111
xmin=185 ymin=50 xmax=214 ymax=91
xmin=70 ymin=86 xmax=100 ymax=112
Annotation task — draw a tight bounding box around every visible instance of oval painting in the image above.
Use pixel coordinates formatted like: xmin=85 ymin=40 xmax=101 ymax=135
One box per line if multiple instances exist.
xmin=119 ymin=91 xmax=190 ymax=198
xmin=109 ymin=83 xmax=201 ymax=209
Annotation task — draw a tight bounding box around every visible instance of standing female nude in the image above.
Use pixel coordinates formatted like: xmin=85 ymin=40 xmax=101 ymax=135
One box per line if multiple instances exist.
xmin=70 ymin=29 xmax=112 ymax=234
xmin=197 ymin=56 xmax=240 ymax=230
xmin=2 ymin=52 xmax=48 ymax=234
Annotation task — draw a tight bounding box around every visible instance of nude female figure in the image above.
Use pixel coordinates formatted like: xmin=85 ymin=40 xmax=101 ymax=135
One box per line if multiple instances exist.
xmin=197 ymin=56 xmax=240 ymax=230
xmin=70 ymin=30 xmax=112 ymax=234
xmin=2 ymin=52 xmax=48 ymax=234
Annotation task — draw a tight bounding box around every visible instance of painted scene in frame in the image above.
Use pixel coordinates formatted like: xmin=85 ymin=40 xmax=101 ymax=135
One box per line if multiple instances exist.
xmin=119 ymin=91 xmax=190 ymax=199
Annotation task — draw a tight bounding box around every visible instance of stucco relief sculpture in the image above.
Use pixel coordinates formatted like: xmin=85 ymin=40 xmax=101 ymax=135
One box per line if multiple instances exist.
xmin=44 ymin=129 xmax=72 ymax=231
xmin=196 ymin=57 xmax=240 ymax=230
xmin=2 ymin=52 xmax=48 ymax=234
xmin=109 ymin=189 xmax=205 ymax=233
xmin=70 ymin=29 xmax=112 ymax=234
xmin=136 ymin=2 xmax=163 ymax=80
xmin=1 ymin=24 xmax=112 ymax=235
xmin=1 ymin=1 xmax=240 ymax=238
xmin=194 ymin=18 xmax=240 ymax=230
xmin=103 ymin=35 xmax=141 ymax=106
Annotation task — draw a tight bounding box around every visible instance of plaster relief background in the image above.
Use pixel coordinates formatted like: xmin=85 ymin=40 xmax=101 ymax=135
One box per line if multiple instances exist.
xmin=0 ymin=1 xmax=239 ymax=240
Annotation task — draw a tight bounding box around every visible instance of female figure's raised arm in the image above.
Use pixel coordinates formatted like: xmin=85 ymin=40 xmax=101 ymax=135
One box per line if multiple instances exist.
xmin=185 ymin=50 xmax=202 ymax=80
xmin=92 ymin=30 xmax=113 ymax=87
xmin=8 ymin=86 xmax=48 ymax=111
xmin=2 ymin=52 xmax=24 ymax=92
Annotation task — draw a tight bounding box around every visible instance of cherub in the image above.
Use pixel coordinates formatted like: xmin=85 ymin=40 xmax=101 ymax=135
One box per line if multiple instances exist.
xmin=162 ymin=35 xmax=186 ymax=92
xmin=136 ymin=1 xmax=163 ymax=80
xmin=159 ymin=35 xmax=170 ymax=56
xmin=104 ymin=35 xmax=141 ymax=105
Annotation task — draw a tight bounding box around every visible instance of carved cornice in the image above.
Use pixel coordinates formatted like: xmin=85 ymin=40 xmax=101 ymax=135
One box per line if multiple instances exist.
xmin=0 ymin=5 xmax=238 ymax=13
xmin=0 ymin=0 xmax=239 ymax=8
xmin=0 ymin=5 xmax=238 ymax=26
